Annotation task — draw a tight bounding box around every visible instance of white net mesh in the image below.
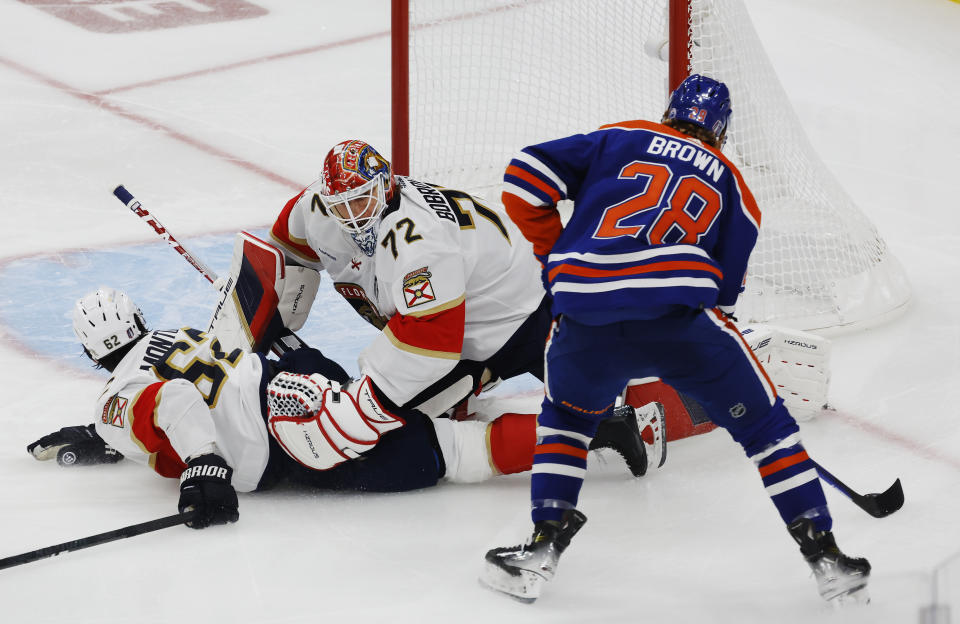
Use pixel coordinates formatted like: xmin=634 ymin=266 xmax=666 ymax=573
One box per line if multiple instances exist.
xmin=406 ymin=0 xmax=910 ymax=332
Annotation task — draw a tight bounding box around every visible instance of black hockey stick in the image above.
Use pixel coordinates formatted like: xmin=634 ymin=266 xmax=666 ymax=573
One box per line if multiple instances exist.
xmin=0 ymin=511 xmax=195 ymax=571
xmin=814 ymin=461 xmax=904 ymax=518
xmin=112 ymin=184 xmax=307 ymax=355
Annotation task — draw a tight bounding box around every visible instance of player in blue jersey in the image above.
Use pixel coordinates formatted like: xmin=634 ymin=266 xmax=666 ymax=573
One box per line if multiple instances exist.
xmin=479 ymin=75 xmax=871 ymax=605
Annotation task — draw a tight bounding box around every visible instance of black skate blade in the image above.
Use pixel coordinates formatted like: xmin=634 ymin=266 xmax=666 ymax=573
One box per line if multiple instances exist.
xmin=861 ymin=478 xmax=904 ymax=518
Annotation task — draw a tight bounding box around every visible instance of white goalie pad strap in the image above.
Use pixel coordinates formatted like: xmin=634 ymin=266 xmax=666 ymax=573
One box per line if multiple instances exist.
xmin=740 ymin=324 xmax=831 ymax=421
xmin=208 ymin=232 xmax=285 ymax=353
xmin=432 ymin=417 xmax=495 ymax=483
xmin=266 ymin=373 xmax=404 ymax=471
xmin=277 ymin=266 xmax=321 ymax=332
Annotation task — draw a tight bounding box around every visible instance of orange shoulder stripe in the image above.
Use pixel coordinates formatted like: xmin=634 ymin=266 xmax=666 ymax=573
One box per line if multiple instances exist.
xmin=502 ymin=192 xmax=563 ymax=258
xmin=598 ymin=119 xmax=661 ymax=132
xmin=505 ymin=163 xmax=562 ymax=204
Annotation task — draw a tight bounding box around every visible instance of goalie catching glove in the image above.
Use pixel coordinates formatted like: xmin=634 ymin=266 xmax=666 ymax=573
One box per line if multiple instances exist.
xmin=266 ymin=372 xmax=405 ymax=470
xmin=27 ymin=424 xmax=123 ymax=467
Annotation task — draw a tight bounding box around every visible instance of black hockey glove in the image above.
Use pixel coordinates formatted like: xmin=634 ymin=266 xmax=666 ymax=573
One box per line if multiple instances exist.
xmin=178 ymin=454 xmax=239 ymax=529
xmin=27 ymin=424 xmax=124 ymax=467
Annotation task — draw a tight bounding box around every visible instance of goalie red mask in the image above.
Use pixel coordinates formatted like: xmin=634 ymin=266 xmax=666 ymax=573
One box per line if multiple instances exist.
xmin=318 ymin=140 xmax=395 ymax=234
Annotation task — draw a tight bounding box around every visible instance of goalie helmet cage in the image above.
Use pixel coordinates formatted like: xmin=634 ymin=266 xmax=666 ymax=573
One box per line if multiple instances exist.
xmin=390 ymin=0 xmax=911 ymax=334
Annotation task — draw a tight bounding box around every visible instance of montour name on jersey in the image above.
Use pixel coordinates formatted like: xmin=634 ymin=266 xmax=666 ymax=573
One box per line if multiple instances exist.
xmin=139 ymin=329 xmax=179 ymax=371
xmin=646 ymin=135 xmax=726 ymax=183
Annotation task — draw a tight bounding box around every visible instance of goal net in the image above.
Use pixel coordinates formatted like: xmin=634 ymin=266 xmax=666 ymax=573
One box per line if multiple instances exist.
xmin=396 ymin=0 xmax=910 ymax=332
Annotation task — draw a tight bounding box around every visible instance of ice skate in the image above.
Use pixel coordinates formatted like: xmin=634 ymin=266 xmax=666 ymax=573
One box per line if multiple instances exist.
xmin=480 ymin=509 xmax=587 ymax=603
xmin=589 ymin=402 xmax=666 ymax=477
xmin=788 ymin=518 xmax=871 ymax=605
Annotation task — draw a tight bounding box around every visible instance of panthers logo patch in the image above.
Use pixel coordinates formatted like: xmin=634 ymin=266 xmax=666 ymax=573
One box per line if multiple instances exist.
xmin=101 ymin=394 xmax=128 ymax=428
xmin=402 ymin=267 xmax=436 ymax=308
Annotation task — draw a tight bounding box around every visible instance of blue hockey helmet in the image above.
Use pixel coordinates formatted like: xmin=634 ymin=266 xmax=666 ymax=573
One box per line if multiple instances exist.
xmin=663 ymin=74 xmax=732 ymax=146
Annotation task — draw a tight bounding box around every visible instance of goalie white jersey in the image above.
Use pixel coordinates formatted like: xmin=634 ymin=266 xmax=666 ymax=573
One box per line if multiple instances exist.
xmin=91 ymin=328 xmax=271 ymax=492
xmin=270 ymin=175 xmax=544 ymax=406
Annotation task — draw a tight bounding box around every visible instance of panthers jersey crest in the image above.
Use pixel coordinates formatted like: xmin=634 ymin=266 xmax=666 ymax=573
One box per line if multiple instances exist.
xmin=101 ymin=394 xmax=128 ymax=428
xmin=402 ymin=267 xmax=436 ymax=308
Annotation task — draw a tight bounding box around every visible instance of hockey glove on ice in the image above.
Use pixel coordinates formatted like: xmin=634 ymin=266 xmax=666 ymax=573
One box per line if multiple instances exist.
xmin=27 ymin=424 xmax=124 ymax=466
xmin=178 ymin=454 xmax=239 ymax=529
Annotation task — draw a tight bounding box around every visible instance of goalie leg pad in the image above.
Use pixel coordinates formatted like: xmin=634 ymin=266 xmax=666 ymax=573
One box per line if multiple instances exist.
xmin=277 ymin=266 xmax=321 ymax=332
xmin=433 ymin=418 xmax=495 ymax=483
xmin=434 ymin=412 xmax=536 ymax=483
xmin=488 ymin=412 xmax=536 ymax=475
xmin=739 ymin=324 xmax=831 ymax=421
xmin=208 ymin=232 xmax=285 ymax=353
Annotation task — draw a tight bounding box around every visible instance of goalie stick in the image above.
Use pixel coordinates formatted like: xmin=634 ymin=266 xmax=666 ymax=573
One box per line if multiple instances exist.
xmin=112 ymin=185 xmax=307 ymax=354
xmin=114 ymin=185 xmax=217 ymax=284
xmin=813 ymin=461 xmax=904 ymax=519
xmin=0 ymin=511 xmax=195 ymax=571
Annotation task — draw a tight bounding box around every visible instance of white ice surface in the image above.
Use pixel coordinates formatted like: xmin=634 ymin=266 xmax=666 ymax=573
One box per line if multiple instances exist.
xmin=0 ymin=1 xmax=958 ymax=623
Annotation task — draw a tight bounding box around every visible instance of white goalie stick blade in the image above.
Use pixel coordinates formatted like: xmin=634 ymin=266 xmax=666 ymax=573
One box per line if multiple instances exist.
xmin=636 ymin=401 xmax=667 ymax=470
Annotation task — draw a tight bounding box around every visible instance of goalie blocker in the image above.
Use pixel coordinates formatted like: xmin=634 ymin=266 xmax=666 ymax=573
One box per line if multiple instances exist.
xmin=625 ymin=324 xmax=830 ymax=441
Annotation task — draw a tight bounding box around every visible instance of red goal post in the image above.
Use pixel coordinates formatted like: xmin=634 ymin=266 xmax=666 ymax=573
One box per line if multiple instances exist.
xmin=391 ymin=0 xmax=910 ymax=333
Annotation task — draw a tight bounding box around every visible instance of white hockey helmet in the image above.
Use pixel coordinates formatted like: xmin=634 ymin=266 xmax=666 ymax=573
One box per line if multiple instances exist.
xmin=72 ymin=287 xmax=147 ymax=361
